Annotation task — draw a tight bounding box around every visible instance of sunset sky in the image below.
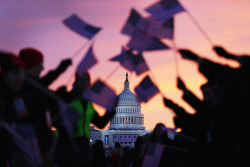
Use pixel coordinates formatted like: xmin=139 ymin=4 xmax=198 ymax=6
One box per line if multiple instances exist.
xmin=1 ymin=0 xmax=250 ymax=130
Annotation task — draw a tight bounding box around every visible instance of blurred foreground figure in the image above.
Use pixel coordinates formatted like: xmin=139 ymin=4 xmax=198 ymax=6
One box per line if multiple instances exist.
xmin=54 ymin=72 xmax=117 ymax=167
xmin=0 ymin=51 xmax=25 ymax=166
xmin=17 ymin=47 xmax=71 ymax=167
xmin=178 ymin=47 xmax=250 ymax=166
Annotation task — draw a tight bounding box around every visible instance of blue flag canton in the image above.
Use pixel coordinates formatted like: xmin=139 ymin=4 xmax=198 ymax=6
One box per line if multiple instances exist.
xmin=140 ymin=76 xmax=154 ymax=90
xmin=91 ymin=80 xmax=105 ymax=93
xmin=131 ymin=52 xmax=145 ymax=66
xmin=163 ymin=18 xmax=174 ymax=28
xmin=129 ymin=9 xmax=142 ymax=26
xmin=161 ymin=0 xmax=178 ymax=9
xmin=84 ymin=24 xmax=101 ymax=34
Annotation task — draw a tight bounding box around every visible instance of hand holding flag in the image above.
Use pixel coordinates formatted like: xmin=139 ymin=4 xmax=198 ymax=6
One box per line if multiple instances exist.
xmin=178 ymin=49 xmax=199 ymax=61
xmin=177 ymin=77 xmax=187 ymax=92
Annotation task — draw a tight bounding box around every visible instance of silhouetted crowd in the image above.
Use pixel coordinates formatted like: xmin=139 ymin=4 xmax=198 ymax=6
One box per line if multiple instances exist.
xmin=1 ymin=45 xmax=250 ymax=167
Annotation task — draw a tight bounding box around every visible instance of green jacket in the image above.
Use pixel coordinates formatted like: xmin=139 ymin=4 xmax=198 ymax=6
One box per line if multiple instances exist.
xmin=70 ymin=100 xmax=95 ymax=139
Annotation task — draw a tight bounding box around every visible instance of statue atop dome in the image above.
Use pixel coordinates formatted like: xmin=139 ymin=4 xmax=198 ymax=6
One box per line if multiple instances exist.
xmin=124 ymin=72 xmax=130 ymax=91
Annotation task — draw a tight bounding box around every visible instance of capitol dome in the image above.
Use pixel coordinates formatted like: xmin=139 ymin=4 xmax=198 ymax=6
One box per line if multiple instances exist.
xmin=109 ymin=73 xmax=145 ymax=130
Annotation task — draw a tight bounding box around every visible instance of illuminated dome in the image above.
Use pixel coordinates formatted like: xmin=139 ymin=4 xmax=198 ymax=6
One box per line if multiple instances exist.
xmin=109 ymin=73 xmax=145 ymax=130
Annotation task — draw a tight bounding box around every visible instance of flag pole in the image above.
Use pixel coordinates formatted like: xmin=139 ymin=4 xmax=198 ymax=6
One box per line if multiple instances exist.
xmin=72 ymin=39 xmax=94 ymax=59
xmin=148 ymin=70 xmax=165 ymax=98
xmin=172 ymin=39 xmax=180 ymax=77
xmin=66 ymin=39 xmax=95 ymax=86
xmin=104 ymin=64 xmax=121 ymax=82
xmin=186 ymin=11 xmax=214 ymax=46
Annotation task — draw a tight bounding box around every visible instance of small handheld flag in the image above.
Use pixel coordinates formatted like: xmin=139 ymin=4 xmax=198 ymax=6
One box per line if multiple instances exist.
xmin=121 ymin=8 xmax=148 ymax=36
xmin=134 ymin=75 xmax=160 ymax=103
xmin=82 ymin=80 xmax=117 ymax=111
xmin=127 ymin=30 xmax=170 ymax=51
xmin=77 ymin=44 xmax=98 ymax=76
xmin=146 ymin=17 xmax=174 ymax=39
xmin=145 ymin=0 xmax=185 ymax=23
xmin=63 ymin=14 xmax=102 ymax=39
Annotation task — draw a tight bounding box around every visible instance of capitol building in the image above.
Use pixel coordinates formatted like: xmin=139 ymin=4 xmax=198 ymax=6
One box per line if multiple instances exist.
xmin=90 ymin=73 xmax=151 ymax=148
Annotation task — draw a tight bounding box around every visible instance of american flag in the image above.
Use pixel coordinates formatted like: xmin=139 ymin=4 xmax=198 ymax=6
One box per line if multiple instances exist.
xmin=82 ymin=80 xmax=117 ymax=111
xmin=110 ymin=48 xmax=149 ymax=75
xmin=145 ymin=0 xmax=185 ymax=23
xmin=110 ymin=47 xmax=134 ymax=72
xmin=77 ymin=44 xmax=98 ymax=76
xmin=134 ymin=75 xmax=160 ymax=103
xmin=63 ymin=14 xmax=101 ymax=39
xmin=131 ymin=52 xmax=149 ymax=76
xmin=142 ymin=142 xmax=165 ymax=167
xmin=127 ymin=30 xmax=170 ymax=51
xmin=146 ymin=17 xmax=174 ymax=39
xmin=121 ymin=8 xmax=148 ymax=36
xmin=1 ymin=122 xmax=43 ymax=166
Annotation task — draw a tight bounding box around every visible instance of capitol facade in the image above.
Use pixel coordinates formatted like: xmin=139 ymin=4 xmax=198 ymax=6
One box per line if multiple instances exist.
xmin=90 ymin=73 xmax=150 ymax=148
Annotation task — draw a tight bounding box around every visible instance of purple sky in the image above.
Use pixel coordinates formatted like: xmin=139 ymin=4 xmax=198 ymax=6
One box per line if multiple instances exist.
xmin=1 ymin=0 xmax=250 ymax=130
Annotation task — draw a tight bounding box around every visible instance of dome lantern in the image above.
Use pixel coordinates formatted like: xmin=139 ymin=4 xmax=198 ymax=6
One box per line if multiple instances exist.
xmin=124 ymin=72 xmax=130 ymax=91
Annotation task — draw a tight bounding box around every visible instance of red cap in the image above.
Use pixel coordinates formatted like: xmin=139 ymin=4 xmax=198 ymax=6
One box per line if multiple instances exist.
xmin=19 ymin=48 xmax=44 ymax=69
xmin=0 ymin=51 xmax=25 ymax=75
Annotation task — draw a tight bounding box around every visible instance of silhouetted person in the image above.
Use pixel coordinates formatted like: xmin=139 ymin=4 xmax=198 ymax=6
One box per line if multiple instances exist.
xmin=120 ymin=146 xmax=131 ymax=167
xmin=17 ymin=47 xmax=72 ymax=167
xmin=54 ymin=72 xmax=117 ymax=167
xmin=129 ymin=136 xmax=144 ymax=167
xmin=178 ymin=48 xmax=250 ymax=166
xmin=0 ymin=51 xmax=26 ymax=166
xmin=109 ymin=142 xmax=122 ymax=167
xmin=91 ymin=140 xmax=107 ymax=167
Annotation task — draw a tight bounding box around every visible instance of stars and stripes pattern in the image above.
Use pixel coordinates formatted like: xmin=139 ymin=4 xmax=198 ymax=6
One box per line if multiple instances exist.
xmin=77 ymin=44 xmax=98 ymax=76
xmin=63 ymin=14 xmax=102 ymax=39
xmin=110 ymin=47 xmax=134 ymax=72
xmin=131 ymin=52 xmax=149 ymax=76
xmin=121 ymin=8 xmax=148 ymax=36
xmin=110 ymin=48 xmax=149 ymax=76
xmin=82 ymin=79 xmax=117 ymax=111
xmin=127 ymin=30 xmax=170 ymax=51
xmin=145 ymin=0 xmax=185 ymax=23
xmin=146 ymin=17 xmax=174 ymax=39
xmin=134 ymin=75 xmax=160 ymax=103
